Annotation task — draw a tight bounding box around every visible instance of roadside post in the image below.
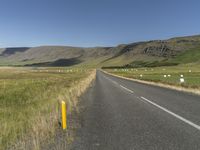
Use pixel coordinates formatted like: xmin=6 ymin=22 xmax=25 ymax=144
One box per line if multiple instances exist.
xmin=180 ymin=75 xmax=185 ymax=84
xmin=61 ymin=101 xmax=67 ymax=130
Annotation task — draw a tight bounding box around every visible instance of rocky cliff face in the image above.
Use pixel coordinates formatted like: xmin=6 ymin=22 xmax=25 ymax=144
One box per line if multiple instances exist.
xmin=143 ymin=43 xmax=178 ymax=57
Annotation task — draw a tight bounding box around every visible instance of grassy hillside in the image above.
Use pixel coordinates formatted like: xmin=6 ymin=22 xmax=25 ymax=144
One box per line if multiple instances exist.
xmin=102 ymin=35 xmax=200 ymax=68
xmin=118 ymin=46 xmax=200 ymax=68
xmin=0 ymin=46 xmax=116 ymax=67
xmin=0 ymin=34 xmax=200 ymax=67
xmin=171 ymin=47 xmax=200 ymax=63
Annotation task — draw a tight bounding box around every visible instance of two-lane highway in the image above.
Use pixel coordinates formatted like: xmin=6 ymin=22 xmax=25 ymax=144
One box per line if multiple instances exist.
xmin=72 ymin=70 xmax=200 ymax=150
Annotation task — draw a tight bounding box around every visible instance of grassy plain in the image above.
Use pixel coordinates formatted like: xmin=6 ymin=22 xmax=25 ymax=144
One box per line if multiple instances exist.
xmin=104 ymin=63 xmax=200 ymax=89
xmin=0 ymin=67 xmax=95 ymax=150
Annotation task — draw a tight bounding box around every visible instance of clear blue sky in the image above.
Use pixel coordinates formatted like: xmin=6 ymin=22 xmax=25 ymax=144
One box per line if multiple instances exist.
xmin=0 ymin=0 xmax=200 ymax=47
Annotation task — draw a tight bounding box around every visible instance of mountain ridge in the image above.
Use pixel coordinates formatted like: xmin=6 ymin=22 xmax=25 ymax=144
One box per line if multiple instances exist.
xmin=0 ymin=34 xmax=200 ymax=67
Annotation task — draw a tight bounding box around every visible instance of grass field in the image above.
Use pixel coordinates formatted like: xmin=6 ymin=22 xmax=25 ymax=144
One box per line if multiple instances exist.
xmin=104 ymin=63 xmax=200 ymax=89
xmin=0 ymin=67 xmax=95 ymax=150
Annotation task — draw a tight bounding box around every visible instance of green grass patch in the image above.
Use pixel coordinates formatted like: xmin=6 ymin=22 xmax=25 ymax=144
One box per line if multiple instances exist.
xmin=104 ymin=64 xmax=200 ymax=89
xmin=171 ymin=47 xmax=200 ymax=63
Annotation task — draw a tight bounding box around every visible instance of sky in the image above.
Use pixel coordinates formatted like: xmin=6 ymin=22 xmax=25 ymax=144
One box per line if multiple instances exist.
xmin=0 ymin=0 xmax=200 ymax=47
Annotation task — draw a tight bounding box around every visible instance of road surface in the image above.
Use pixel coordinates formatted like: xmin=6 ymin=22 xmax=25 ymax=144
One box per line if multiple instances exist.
xmin=71 ymin=70 xmax=200 ymax=150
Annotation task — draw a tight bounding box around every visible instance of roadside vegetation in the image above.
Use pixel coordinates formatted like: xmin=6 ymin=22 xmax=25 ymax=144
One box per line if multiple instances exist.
xmin=0 ymin=67 xmax=95 ymax=150
xmin=104 ymin=63 xmax=200 ymax=89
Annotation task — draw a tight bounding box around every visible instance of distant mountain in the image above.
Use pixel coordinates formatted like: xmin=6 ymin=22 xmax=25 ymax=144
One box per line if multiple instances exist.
xmin=0 ymin=35 xmax=200 ymax=67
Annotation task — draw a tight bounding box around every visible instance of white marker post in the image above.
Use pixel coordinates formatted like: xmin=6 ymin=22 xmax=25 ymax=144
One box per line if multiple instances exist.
xmin=180 ymin=78 xmax=185 ymax=83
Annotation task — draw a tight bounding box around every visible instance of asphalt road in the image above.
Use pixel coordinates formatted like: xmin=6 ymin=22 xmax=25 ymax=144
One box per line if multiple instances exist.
xmin=71 ymin=70 xmax=200 ymax=150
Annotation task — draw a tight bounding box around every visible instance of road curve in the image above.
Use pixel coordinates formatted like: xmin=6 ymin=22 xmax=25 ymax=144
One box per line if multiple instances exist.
xmin=72 ymin=70 xmax=200 ymax=150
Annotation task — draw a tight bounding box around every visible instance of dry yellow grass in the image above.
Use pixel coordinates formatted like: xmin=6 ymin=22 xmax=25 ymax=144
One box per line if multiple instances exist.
xmin=0 ymin=67 xmax=96 ymax=150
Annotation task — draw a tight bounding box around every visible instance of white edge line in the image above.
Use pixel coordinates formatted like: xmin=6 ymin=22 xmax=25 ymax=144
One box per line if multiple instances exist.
xmin=120 ymin=85 xmax=134 ymax=93
xmin=140 ymin=96 xmax=200 ymax=131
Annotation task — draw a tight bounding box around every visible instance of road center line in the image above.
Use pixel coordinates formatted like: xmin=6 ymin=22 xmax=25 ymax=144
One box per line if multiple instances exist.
xmin=120 ymin=85 xmax=134 ymax=93
xmin=140 ymin=96 xmax=200 ymax=131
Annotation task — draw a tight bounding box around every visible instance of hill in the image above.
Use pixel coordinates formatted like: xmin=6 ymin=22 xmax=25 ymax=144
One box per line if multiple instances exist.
xmin=0 ymin=35 xmax=200 ymax=67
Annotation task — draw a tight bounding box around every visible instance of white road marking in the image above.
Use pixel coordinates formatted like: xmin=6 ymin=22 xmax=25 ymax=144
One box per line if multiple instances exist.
xmin=112 ymin=81 xmax=118 ymax=85
xmin=103 ymin=75 xmax=118 ymax=85
xmin=120 ymin=85 xmax=134 ymax=93
xmin=103 ymin=74 xmax=134 ymax=93
xmin=102 ymin=72 xmax=200 ymax=131
xmin=140 ymin=96 xmax=200 ymax=131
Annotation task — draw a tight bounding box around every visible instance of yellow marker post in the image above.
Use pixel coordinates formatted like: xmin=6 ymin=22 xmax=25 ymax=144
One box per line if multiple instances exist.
xmin=61 ymin=101 xmax=67 ymax=130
